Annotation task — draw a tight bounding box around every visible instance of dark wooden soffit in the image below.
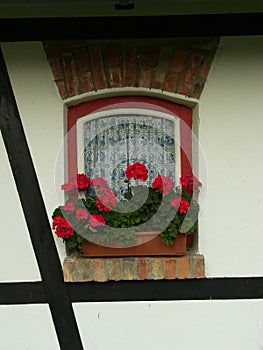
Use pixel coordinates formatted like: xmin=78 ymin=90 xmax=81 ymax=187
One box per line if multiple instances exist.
xmin=0 ymin=13 xmax=263 ymax=41
xmin=0 ymin=0 xmax=263 ymax=18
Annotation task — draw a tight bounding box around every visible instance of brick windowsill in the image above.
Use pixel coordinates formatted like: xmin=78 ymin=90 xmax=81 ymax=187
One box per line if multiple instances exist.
xmin=63 ymin=253 xmax=205 ymax=282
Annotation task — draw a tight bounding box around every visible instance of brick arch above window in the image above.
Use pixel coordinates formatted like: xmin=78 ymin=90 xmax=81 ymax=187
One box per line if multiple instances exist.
xmin=43 ymin=37 xmax=219 ymax=100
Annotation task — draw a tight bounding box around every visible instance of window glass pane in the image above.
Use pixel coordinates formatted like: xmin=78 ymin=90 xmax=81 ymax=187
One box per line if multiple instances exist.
xmin=80 ymin=110 xmax=179 ymax=196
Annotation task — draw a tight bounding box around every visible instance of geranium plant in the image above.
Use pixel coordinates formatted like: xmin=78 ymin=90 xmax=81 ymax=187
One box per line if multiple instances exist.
xmin=52 ymin=162 xmax=201 ymax=252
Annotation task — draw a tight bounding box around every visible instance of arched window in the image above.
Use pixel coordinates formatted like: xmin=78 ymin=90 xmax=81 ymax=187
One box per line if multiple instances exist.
xmin=66 ymin=96 xmax=194 ymax=257
xmin=67 ymin=96 xmax=193 ymax=187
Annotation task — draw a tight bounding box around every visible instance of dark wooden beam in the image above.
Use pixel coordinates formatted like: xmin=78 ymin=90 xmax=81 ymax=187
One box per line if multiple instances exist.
xmin=0 ymin=277 xmax=262 ymax=304
xmin=0 ymin=282 xmax=47 ymax=304
xmin=0 ymin=13 xmax=263 ymax=41
xmin=68 ymin=277 xmax=263 ymax=302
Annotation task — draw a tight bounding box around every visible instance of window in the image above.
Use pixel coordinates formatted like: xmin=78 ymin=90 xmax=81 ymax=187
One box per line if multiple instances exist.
xmin=66 ymin=96 xmax=194 ymax=256
xmin=67 ymin=96 xmax=193 ymax=183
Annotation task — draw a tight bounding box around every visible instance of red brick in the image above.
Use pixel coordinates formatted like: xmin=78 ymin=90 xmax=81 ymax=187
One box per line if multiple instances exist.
xmin=93 ymin=259 xmax=108 ymax=282
xmin=151 ymin=68 xmax=166 ymax=90
xmin=191 ymin=255 xmax=205 ymax=279
xmin=177 ymin=256 xmax=190 ymax=279
xmin=164 ymin=258 xmax=177 ymax=280
xmin=75 ymin=258 xmax=94 ymax=282
xmin=78 ymin=70 xmax=95 ymax=93
xmin=43 ymin=45 xmax=65 ymax=58
xmin=122 ymin=258 xmax=136 ymax=280
xmin=123 ymin=46 xmax=137 ymax=87
xmin=108 ymin=259 xmax=122 ymax=281
xmin=192 ymin=80 xmax=205 ymax=99
xmin=55 ymin=80 xmax=68 ymax=100
xmin=105 ymin=44 xmax=122 ymax=66
xmin=150 ymin=258 xmax=164 ymax=280
xmin=164 ymin=72 xmax=179 ymax=93
xmin=48 ymin=57 xmax=64 ymax=81
xmin=62 ymin=54 xmax=80 ymax=97
xmin=158 ymin=47 xmax=173 ymax=65
xmin=179 ymin=53 xmax=204 ymax=96
xmin=199 ymin=56 xmax=213 ymax=80
xmin=108 ymin=67 xmax=122 ymax=88
xmin=140 ymin=46 xmax=159 ymax=68
xmin=152 ymin=47 xmax=173 ymax=90
xmin=137 ymin=258 xmax=150 ymax=280
xmin=89 ymin=46 xmax=107 ymax=90
xmin=45 ymin=49 xmax=76 ymax=99
xmin=74 ymin=47 xmax=90 ymax=71
xmin=139 ymin=67 xmax=153 ymax=88
xmin=63 ymin=257 xmax=75 ymax=282
xmin=170 ymin=50 xmax=188 ymax=72
xmin=62 ymin=254 xmax=204 ymax=282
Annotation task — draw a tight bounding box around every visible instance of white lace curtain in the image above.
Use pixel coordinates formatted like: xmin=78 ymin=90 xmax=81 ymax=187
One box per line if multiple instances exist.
xmin=83 ymin=113 xmax=178 ymax=196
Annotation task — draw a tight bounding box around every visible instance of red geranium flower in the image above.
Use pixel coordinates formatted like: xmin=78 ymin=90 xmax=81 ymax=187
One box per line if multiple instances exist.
xmin=179 ymin=199 xmax=190 ymax=214
xmin=75 ymin=209 xmax=89 ymax=220
xmin=171 ymin=198 xmax=190 ymax=214
xmin=180 ymin=174 xmax=202 ymax=189
xmin=63 ymin=202 xmax=75 ymax=212
xmin=61 ymin=174 xmax=90 ymax=193
xmin=96 ymin=198 xmax=112 ymax=212
xmin=170 ymin=197 xmax=181 ymax=208
xmin=52 ymin=216 xmax=75 ymax=239
xmin=152 ymin=175 xmax=175 ymax=196
xmin=180 ymin=174 xmax=190 ymax=187
xmin=89 ymin=214 xmax=106 ymax=227
xmin=125 ymin=162 xmax=148 ymax=182
xmin=77 ymin=173 xmax=90 ymax=190
xmin=95 ymin=187 xmax=118 ymax=212
xmin=96 ymin=193 xmax=117 ymax=212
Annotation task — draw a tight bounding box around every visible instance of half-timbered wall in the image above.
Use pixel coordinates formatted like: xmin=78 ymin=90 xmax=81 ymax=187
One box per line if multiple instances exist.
xmin=1 ymin=36 xmax=263 ymax=349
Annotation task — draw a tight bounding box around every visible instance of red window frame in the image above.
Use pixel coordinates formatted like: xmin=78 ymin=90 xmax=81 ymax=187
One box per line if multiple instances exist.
xmin=67 ymin=96 xmax=193 ymax=181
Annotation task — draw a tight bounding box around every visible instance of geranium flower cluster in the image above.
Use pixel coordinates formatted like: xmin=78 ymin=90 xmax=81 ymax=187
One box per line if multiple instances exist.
xmin=125 ymin=162 xmax=201 ymax=215
xmin=125 ymin=162 xmax=149 ymax=182
xmin=51 ymin=162 xmax=202 ymax=250
xmin=52 ymin=174 xmax=117 ymax=240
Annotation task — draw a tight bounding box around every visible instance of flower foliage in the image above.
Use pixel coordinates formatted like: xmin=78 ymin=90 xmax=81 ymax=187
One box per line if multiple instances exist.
xmin=52 ymin=164 xmax=202 ymax=252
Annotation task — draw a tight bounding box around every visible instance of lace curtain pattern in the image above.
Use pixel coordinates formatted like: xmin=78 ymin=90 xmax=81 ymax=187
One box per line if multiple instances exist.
xmin=82 ymin=112 xmax=179 ymax=196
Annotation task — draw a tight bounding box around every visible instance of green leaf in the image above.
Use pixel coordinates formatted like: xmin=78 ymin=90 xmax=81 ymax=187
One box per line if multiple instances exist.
xmin=52 ymin=207 xmax=63 ymax=219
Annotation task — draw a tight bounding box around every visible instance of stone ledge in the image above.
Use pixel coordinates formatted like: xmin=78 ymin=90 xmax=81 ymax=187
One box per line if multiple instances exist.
xmin=63 ymin=254 xmax=205 ymax=282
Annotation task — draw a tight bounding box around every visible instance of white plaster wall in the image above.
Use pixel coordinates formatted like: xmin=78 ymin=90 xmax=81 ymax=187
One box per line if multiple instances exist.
xmin=74 ymin=300 xmax=263 ymax=350
xmin=199 ymin=35 xmax=263 ymax=277
xmin=1 ymin=42 xmax=66 ymax=262
xmin=1 ymin=300 xmax=263 ymax=350
xmin=0 ymin=133 xmax=40 ymax=281
xmin=0 ymin=304 xmax=60 ymax=349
